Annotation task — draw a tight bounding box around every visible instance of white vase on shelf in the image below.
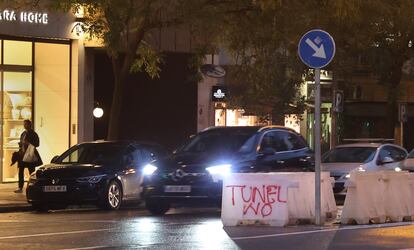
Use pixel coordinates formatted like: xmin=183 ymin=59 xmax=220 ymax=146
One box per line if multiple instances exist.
xmin=11 ymin=108 xmax=20 ymax=120
xmin=21 ymin=107 xmax=31 ymax=120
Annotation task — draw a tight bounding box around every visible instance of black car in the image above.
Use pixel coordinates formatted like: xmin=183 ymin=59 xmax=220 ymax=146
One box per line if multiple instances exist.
xmin=142 ymin=126 xmax=314 ymax=215
xmin=26 ymin=141 xmax=167 ymax=211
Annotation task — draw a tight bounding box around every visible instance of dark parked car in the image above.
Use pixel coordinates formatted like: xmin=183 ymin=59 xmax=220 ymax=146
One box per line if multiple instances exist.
xmin=26 ymin=141 xmax=167 ymax=211
xmin=141 ymin=126 xmax=314 ymax=215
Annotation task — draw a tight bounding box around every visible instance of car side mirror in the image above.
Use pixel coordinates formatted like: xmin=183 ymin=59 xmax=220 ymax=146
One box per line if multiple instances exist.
xmin=259 ymin=147 xmax=276 ymax=156
xmin=380 ymin=156 xmax=394 ymax=165
xmin=51 ymin=155 xmax=60 ymax=164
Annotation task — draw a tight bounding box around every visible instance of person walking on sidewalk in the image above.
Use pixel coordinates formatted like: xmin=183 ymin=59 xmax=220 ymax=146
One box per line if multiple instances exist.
xmin=14 ymin=120 xmax=43 ymax=193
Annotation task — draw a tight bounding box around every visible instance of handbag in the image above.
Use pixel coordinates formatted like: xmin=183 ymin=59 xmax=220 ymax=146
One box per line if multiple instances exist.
xmin=10 ymin=151 xmax=21 ymax=166
xmin=22 ymin=144 xmax=38 ymax=163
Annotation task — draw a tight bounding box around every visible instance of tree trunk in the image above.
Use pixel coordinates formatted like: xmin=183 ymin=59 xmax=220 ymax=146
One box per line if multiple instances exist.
xmin=106 ymin=24 xmax=148 ymax=140
xmin=107 ymin=56 xmax=128 ymax=140
xmin=272 ymin=111 xmax=285 ymax=126
xmin=107 ymin=77 xmax=126 ymax=140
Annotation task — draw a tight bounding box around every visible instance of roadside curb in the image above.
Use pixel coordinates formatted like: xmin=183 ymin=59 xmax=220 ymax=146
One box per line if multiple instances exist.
xmin=0 ymin=204 xmax=33 ymax=213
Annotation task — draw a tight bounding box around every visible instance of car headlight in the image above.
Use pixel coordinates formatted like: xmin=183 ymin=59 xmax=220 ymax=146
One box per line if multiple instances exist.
xmin=206 ymin=164 xmax=232 ymax=176
xmin=395 ymin=167 xmax=402 ymax=172
xmin=76 ymin=174 xmax=106 ymax=183
xmin=345 ymin=174 xmax=351 ymax=178
xmin=143 ymin=164 xmax=158 ymax=175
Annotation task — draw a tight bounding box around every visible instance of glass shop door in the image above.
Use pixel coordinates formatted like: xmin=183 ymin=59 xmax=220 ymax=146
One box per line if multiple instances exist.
xmin=1 ymin=71 xmax=33 ymax=182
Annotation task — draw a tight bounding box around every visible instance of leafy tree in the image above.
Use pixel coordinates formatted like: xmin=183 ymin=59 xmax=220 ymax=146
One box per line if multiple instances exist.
xmin=309 ymin=0 xmax=414 ymax=138
xmin=43 ymin=0 xmax=222 ymax=139
xmin=360 ymin=0 xmax=414 ymax=137
xmin=216 ymin=0 xmax=310 ymax=124
xmin=223 ymin=0 xmax=414 ymax=138
xmin=215 ymin=0 xmax=366 ymax=125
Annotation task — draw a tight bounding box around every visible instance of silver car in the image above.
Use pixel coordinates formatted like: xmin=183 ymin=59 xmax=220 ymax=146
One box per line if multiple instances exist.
xmin=322 ymin=143 xmax=407 ymax=194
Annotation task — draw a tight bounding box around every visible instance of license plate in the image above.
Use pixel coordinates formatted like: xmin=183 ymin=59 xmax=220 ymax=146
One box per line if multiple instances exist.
xmin=43 ymin=185 xmax=67 ymax=192
xmin=164 ymin=185 xmax=191 ymax=193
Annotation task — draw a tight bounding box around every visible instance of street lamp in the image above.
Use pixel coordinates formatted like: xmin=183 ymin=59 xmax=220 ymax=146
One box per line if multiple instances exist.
xmin=93 ymin=107 xmax=104 ymax=118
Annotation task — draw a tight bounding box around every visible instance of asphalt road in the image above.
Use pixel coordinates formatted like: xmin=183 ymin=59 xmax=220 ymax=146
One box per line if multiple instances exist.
xmin=1 ymin=207 xmax=414 ymax=250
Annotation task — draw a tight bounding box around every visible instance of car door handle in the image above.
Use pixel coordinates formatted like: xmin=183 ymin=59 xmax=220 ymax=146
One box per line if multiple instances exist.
xmin=299 ymin=158 xmax=308 ymax=162
xmin=276 ymin=160 xmax=285 ymax=164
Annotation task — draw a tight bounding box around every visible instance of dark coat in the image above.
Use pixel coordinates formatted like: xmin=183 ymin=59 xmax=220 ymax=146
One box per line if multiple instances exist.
xmin=18 ymin=129 xmax=43 ymax=168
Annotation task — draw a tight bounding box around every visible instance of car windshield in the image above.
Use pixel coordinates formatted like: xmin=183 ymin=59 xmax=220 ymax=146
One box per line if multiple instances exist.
xmin=57 ymin=144 xmax=124 ymax=165
xmin=178 ymin=129 xmax=257 ymax=154
xmin=409 ymin=149 xmax=414 ymax=159
xmin=322 ymin=146 xmax=377 ymax=163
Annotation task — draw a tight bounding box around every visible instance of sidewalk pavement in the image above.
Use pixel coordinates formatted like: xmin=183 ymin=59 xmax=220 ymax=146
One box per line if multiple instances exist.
xmin=0 ymin=182 xmax=32 ymax=213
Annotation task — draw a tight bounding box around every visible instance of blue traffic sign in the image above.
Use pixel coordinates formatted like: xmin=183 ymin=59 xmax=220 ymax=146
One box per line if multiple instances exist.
xmin=298 ymin=29 xmax=335 ymax=69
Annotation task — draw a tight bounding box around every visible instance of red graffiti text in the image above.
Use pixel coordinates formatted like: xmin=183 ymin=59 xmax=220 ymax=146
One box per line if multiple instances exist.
xmin=226 ymin=184 xmax=287 ymax=218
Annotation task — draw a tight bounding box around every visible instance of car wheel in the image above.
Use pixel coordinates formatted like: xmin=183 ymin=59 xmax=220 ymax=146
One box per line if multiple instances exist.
xmin=31 ymin=202 xmax=48 ymax=212
xmin=145 ymin=198 xmax=170 ymax=215
xmin=101 ymin=180 xmax=123 ymax=210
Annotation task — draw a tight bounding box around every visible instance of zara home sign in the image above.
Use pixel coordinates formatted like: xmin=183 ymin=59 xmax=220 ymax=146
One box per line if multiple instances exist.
xmin=0 ymin=9 xmax=48 ymax=24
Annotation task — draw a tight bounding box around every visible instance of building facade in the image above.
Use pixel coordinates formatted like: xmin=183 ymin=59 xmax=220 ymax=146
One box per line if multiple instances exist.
xmin=0 ymin=6 xmax=94 ymax=182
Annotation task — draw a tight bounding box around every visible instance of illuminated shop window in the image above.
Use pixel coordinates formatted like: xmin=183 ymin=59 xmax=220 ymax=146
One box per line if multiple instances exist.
xmin=285 ymin=114 xmax=300 ymax=133
xmin=226 ymin=109 xmax=237 ymax=126
xmin=215 ymin=109 xmax=226 ymax=126
xmin=2 ymin=71 xmax=32 ymax=182
xmin=215 ymin=108 xmax=259 ymax=126
xmin=3 ymin=40 xmax=32 ymax=66
xmin=0 ymin=40 xmax=71 ymax=182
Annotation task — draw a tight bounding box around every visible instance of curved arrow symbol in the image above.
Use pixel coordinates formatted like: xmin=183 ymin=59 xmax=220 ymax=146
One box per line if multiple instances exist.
xmin=305 ymin=38 xmax=326 ymax=59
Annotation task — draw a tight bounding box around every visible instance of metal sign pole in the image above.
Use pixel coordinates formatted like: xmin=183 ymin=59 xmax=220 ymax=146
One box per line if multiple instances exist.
xmin=298 ymin=29 xmax=335 ymax=226
xmin=314 ymin=68 xmax=322 ymax=225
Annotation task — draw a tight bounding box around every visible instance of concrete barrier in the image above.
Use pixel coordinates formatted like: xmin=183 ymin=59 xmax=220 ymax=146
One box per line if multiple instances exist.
xmin=383 ymin=172 xmax=414 ymax=222
xmin=341 ymin=171 xmax=414 ymax=225
xmin=221 ymin=172 xmax=337 ymax=227
xmin=285 ymin=172 xmax=337 ymax=222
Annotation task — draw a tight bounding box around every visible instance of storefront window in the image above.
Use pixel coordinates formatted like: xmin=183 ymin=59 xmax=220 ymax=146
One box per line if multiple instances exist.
xmin=2 ymin=71 xmax=32 ymax=181
xmin=226 ymin=109 xmax=237 ymax=125
xmin=285 ymin=114 xmax=300 ymax=133
xmin=215 ymin=109 xmax=226 ymax=126
xmin=3 ymin=40 xmax=32 ymax=66
xmin=306 ymin=103 xmax=332 ymax=153
xmin=215 ymin=108 xmax=259 ymax=126
xmin=0 ymin=39 xmax=71 ymax=182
